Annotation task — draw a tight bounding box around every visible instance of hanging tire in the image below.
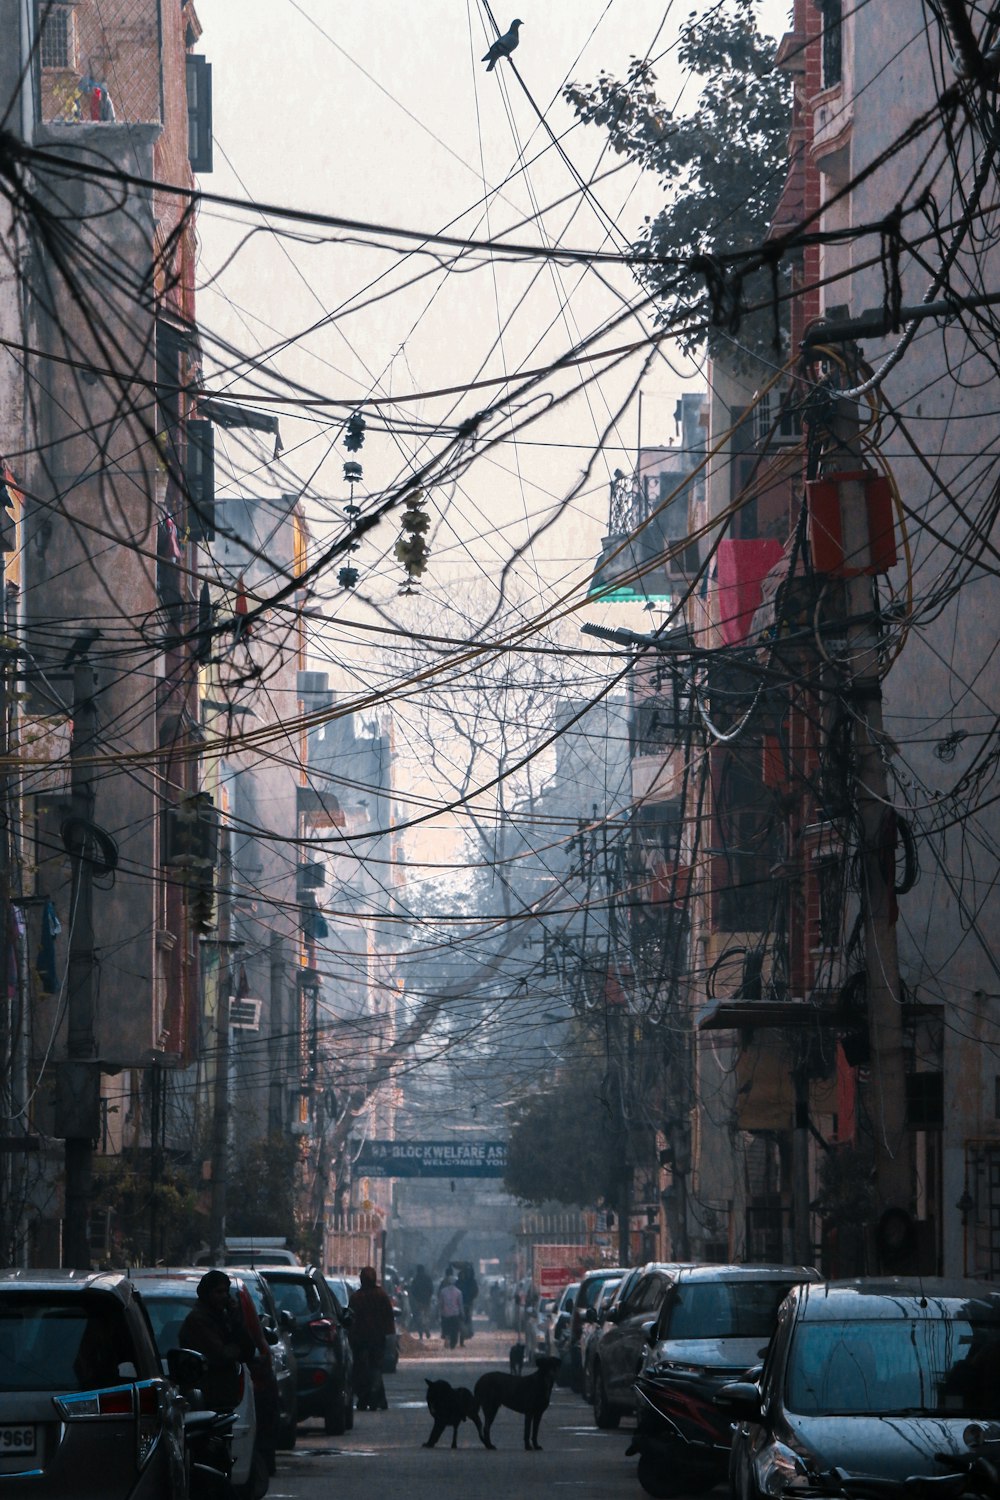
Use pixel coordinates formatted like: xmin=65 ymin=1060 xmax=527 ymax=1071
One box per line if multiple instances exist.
xmin=593 ymin=1368 xmax=620 ymax=1429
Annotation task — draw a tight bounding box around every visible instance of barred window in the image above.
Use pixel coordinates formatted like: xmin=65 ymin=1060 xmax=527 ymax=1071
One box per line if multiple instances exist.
xmin=40 ymin=6 xmax=77 ymax=70
xmin=818 ymin=0 xmax=842 ymax=88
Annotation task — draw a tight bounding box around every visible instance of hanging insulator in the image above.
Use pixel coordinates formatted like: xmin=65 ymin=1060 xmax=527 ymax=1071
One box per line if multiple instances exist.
xmin=344 ymin=460 xmax=363 ymax=484
xmin=344 ymin=411 xmax=366 ymax=452
xmin=338 ymin=565 xmax=359 ymax=589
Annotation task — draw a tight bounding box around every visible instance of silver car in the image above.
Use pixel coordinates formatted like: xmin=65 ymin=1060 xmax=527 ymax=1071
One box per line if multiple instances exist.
xmin=0 ymin=1270 xmax=186 ymax=1498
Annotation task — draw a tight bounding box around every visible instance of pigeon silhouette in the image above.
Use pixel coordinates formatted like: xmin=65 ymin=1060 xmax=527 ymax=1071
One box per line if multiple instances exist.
xmin=482 ymin=18 xmax=523 ymax=71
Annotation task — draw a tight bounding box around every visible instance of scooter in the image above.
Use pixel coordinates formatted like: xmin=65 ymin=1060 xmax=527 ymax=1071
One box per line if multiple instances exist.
xmin=185 ymin=1407 xmax=236 ymax=1499
xmin=627 ymin=1367 xmax=737 ymax=1499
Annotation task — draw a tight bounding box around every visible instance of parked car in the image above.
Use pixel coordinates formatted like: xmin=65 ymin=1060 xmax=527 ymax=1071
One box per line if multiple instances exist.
xmin=127 ymin=1268 xmax=263 ymax=1499
xmin=196 ymin=1238 xmax=301 ymax=1267
xmin=720 ymin=1277 xmax=1000 ymax=1500
xmin=260 ymin=1266 xmax=354 ymax=1434
xmin=551 ymin=1281 xmax=581 ymax=1382
xmin=325 ymin=1274 xmax=359 ymax=1308
xmin=631 ymin=1262 xmax=820 ymax=1497
xmin=583 ymin=1264 xmax=646 ymax=1400
xmin=569 ymin=1268 xmax=627 ymax=1391
xmin=0 ymin=1269 xmax=187 ymax=1498
xmin=537 ymin=1296 xmax=557 ymax=1355
xmin=580 ymin=1276 xmax=622 ymax=1401
xmin=235 ymin=1267 xmax=298 ymax=1450
xmin=592 ymin=1263 xmax=689 ymax=1427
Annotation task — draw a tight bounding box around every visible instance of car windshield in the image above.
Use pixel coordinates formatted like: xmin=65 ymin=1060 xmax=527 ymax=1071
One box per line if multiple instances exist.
xmin=581 ymin=1277 xmax=616 ymax=1312
xmin=664 ymin=1280 xmax=798 ymax=1341
xmin=786 ymin=1312 xmax=1000 ymax=1416
xmin=266 ymin=1278 xmax=322 ymax=1320
xmin=0 ymin=1292 xmax=135 ymax=1392
xmin=139 ymin=1293 xmax=197 ymax=1355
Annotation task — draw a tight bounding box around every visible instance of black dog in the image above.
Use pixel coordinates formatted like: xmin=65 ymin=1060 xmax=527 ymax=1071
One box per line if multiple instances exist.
xmin=474 ymin=1353 xmax=561 ymax=1451
xmin=423 ymin=1378 xmax=485 ymax=1449
xmin=508 ymin=1342 xmax=525 ymax=1375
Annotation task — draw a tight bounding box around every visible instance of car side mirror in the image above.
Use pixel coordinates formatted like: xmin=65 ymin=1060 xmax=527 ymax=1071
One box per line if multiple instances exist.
xmin=339 ymin=1306 xmax=355 ymax=1329
xmin=167 ymin=1347 xmax=207 ymax=1388
xmin=279 ymin=1309 xmax=295 ymax=1332
xmin=714 ymin=1381 xmax=763 ymax=1421
xmin=585 ymin=1307 xmax=598 ymax=1324
xmin=605 ymin=1306 xmax=620 ymax=1323
xmin=640 ymin=1319 xmax=656 ymax=1342
xmin=263 ymin=1319 xmax=280 ymax=1346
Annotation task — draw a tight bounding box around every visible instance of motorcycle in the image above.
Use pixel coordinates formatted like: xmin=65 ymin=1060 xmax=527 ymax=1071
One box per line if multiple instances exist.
xmin=628 ymin=1365 xmax=742 ymax=1499
xmin=167 ymin=1348 xmax=237 ymax=1499
xmin=185 ymin=1407 xmax=236 ymax=1498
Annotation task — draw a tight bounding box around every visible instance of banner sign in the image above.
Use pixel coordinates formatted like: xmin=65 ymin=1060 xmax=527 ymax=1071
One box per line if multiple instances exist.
xmin=354 ymin=1139 xmax=507 ymax=1178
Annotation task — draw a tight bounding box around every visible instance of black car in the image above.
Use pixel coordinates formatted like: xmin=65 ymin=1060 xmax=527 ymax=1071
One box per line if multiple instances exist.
xmin=258 ymin=1266 xmax=354 ymax=1435
xmin=631 ymin=1263 xmax=819 ymax=1497
xmin=569 ymin=1268 xmax=627 ymax=1392
xmin=592 ymin=1263 xmax=688 ymax=1427
xmin=720 ymin=1277 xmax=1000 ymax=1500
xmin=234 ymin=1267 xmax=299 ymax=1449
xmin=0 ymin=1270 xmax=187 ymax=1498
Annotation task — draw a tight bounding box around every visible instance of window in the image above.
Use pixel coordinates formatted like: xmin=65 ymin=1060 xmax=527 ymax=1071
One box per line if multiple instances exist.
xmin=0 ymin=1292 xmax=133 ymax=1392
xmin=40 ymin=5 xmax=77 ymax=70
xmin=185 ymin=418 xmax=215 ymax=540
xmin=186 ymin=55 xmax=213 ymax=173
xmin=817 ymin=0 xmax=842 ymax=89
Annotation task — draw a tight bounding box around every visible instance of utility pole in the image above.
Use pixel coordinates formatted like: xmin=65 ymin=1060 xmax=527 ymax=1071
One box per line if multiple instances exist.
xmin=845 ymin=529 xmax=914 ymax=1241
xmin=823 ymin=396 xmax=915 ymax=1251
xmin=207 ymin=825 xmax=234 ymax=1262
xmin=61 ymin=659 xmax=99 ymax=1269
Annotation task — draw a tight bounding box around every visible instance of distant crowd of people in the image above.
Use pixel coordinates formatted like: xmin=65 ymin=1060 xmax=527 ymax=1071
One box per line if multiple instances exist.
xmin=405 ymin=1261 xmax=479 ymax=1348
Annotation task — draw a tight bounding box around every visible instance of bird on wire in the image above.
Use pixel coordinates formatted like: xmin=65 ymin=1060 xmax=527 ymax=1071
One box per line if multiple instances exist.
xmin=482 ymin=18 xmax=523 ymax=71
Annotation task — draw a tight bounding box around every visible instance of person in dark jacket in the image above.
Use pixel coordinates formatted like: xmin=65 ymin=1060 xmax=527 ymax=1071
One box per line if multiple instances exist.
xmin=348 ymin=1267 xmax=396 ymax=1410
xmin=408 ymin=1264 xmax=433 ymax=1340
xmin=178 ymin=1269 xmax=255 ymax=1412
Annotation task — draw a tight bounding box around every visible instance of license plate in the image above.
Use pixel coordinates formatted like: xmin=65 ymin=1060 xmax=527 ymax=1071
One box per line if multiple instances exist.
xmin=0 ymin=1426 xmax=36 ymax=1456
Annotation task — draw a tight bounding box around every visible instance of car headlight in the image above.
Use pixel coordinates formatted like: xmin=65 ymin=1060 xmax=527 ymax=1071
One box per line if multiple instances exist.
xmin=756 ymin=1440 xmax=810 ymax=1497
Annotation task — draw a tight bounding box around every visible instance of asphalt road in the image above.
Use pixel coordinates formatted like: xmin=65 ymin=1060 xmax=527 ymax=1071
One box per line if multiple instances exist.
xmin=268 ymin=1333 xmax=642 ymax=1500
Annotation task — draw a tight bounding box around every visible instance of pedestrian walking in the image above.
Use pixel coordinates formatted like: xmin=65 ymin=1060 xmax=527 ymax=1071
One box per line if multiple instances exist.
xmin=348 ymin=1266 xmax=396 ymax=1410
xmin=438 ymin=1274 xmax=464 ymax=1350
xmin=408 ymin=1264 xmax=433 ymax=1340
xmin=456 ymin=1263 xmax=478 ymax=1345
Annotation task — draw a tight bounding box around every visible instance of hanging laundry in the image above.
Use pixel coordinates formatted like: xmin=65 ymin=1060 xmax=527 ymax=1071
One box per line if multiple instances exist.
xmin=7 ymin=904 xmax=24 ymax=1001
xmin=234 ymin=573 xmax=252 ymax=639
xmin=36 ymin=900 xmax=62 ymax=994
xmin=161 ymin=513 xmax=182 ymax=560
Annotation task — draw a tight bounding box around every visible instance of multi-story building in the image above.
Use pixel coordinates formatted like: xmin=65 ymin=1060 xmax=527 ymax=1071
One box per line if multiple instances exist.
xmin=666 ymin=0 xmax=1000 ymax=1278
xmin=0 ymin=0 xmax=217 ymax=1264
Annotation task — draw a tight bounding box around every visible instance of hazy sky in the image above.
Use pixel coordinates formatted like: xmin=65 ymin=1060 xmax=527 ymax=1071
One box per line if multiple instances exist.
xmin=193 ymin=1 xmax=792 ymax=617
xmin=192 ymin=1 xmax=792 ymax=864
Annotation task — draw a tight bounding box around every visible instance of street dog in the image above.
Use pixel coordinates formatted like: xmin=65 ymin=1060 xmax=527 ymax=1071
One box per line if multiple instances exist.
xmin=423 ymin=1378 xmax=485 ymax=1449
xmin=508 ymin=1341 xmax=525 ymax=1375
xmin=474 ymin=1353 xmax=561 ymax=1450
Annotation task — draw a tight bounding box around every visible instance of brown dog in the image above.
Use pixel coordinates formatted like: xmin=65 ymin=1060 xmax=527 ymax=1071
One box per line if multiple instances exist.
xmin=473 ymin=1354 xmax=561 ymax=1450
